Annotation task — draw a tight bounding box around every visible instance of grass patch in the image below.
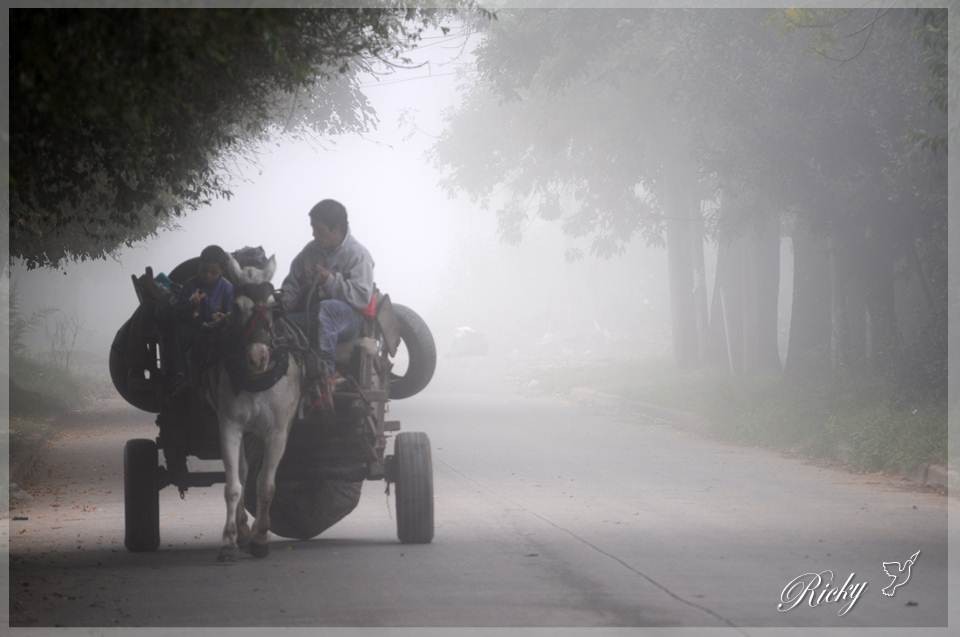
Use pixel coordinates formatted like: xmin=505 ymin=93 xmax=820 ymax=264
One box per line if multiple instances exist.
xmin=526 ymin=358 xmax=948 ymax=475
xmin=9 ymin=355 xmax=100 ymax=418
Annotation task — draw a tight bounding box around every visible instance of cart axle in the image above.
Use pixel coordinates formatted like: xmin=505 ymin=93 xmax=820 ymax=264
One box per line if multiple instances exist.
xmin=158 ymin=467 xmax=225 ymax=490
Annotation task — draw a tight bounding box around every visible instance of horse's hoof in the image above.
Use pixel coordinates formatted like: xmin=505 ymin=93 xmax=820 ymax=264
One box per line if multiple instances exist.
xmin=248 ymin=541 xmax=269 ymax=558
xmin=217 ymin=546 xmax=238 ymax=562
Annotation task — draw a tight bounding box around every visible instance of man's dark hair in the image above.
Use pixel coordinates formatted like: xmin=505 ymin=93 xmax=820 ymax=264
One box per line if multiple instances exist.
xmin=308 ymin=199 xmax=349 ymax=234
xmin=199 ymin=244 xmax=228 ymax=268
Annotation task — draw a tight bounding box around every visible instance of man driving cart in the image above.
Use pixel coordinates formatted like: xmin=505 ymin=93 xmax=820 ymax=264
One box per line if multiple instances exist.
xmin=280 ymin=198 xmax=376 ymax=415
xmin=110 ymin=201 xmax=437 ymax=548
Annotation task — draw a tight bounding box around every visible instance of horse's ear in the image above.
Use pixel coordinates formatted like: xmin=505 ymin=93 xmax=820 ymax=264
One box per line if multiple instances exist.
xmin=264 ymin=254 xmax=277 ymax=282
xmin=225 ymin=252 xmax=243 ymax=284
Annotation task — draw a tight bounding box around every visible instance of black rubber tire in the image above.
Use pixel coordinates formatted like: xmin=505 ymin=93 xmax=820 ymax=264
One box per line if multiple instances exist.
xmin=242 ymin=435 xmax=364 ymax=540
xmin=394 ymin=431 xmax=434 ymax=544
xmin=109 ymin=309 xmax=163 ymax=414
xmin=389 ymin=304 xmax=437 ymax=400
xmin=170 ymin=249 xmax=266 ymax=287
xmin=168 ymin=257 xmax=200 ymax=285
xmin=248 ymin=480 xmax=364 ymax=541
xmin=124 ymin=439 xmax=160 ymax=552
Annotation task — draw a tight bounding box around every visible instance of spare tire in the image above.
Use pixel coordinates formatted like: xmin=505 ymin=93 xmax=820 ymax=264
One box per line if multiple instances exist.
xmin=389 ymin=304 xmax=437 ymax=400
xmin=242 ymin=434 xmax=363 ymax=540
xmin=254 ymin=479 xmax=363 ymax=541
xmin=110 ymin=306 xmax=163 ymax=413
xmin=168 ymin=257 xmax=200 ymax=285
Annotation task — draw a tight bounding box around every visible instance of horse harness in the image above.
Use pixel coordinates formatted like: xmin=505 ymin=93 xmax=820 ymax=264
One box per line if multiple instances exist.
xmin=222 ymin=283 xmax=305 ymax=394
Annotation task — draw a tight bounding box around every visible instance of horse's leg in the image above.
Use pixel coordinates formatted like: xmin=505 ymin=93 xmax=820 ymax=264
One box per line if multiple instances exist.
xmin=236 ymin=436 xmax=252 ymax=548
xmin=248 ymin=427 xmax=290 ymax=558
xmin=217 ymin=423 xmax=243 ymax=562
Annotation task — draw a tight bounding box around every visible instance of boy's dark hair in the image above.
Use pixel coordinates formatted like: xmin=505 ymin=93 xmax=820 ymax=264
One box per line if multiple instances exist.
xmin=199 ymin=244 xmax=228 ymax=269
xmin=308 ymin=199 xmax=348 ymax=234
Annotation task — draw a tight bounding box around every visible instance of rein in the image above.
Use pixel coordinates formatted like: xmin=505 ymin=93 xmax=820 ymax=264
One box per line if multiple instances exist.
xmin=223 ymin=288 xmax=291 ymax=394
xmin=243 ymin=303 xmax=273 ymax=343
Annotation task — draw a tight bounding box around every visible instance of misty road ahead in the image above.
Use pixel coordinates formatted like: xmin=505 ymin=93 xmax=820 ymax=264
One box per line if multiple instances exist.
xmin=9 ymin=367 xmax=947 ymax=629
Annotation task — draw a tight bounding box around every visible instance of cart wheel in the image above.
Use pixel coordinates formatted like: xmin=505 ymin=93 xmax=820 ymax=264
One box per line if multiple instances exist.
xmin=124 ymin=439 xmax=160 ymax=552
xmin=394 ymin=431 xmax=434 ymax=544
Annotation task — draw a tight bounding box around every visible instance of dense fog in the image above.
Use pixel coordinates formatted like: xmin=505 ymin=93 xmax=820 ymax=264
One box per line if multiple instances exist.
xmin=6 ymin=9 xmax=952 ymax=628
xmin=11 ymin=27 xmax=675 ymax=377
xmin=9 ymin=8 xmax=947 ymax=411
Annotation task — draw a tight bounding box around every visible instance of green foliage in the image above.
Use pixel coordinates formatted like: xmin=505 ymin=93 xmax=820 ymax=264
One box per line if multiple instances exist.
xmin=434 ymin=8 xmax=945 ymax=248
xmin=7 ymin=276 xmax=55 ymax=357
xmin=9 ymin=355 xmax=96 ymax=417
xmin=529 ymin=358 xmax=947 ymax=474
xmin=435 ymin=8 xmax=946 ymax=392
xmin=689 ymin=376 xmax=945 ymax=474
xmin=778 ymin=8 xmax=950 ymax=152
xmin=433 ymin=9 xmax=673 ymax=255
xmin=11 ymin=7 xmax=486 ymax=269
xmin=913 ymin=9 xmax=949 ymax=118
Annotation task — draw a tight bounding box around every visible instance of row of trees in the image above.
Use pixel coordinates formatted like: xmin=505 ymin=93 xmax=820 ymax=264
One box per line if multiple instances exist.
xmin=431 ymin=8 xmax=948 ymax=398
xmin=11 ymin=7 xmax=488 ymax=269
xmin=7 ymin=277 xmax=82 ymax=372
xmin=9 ymin=8 xmax=949 ymax=402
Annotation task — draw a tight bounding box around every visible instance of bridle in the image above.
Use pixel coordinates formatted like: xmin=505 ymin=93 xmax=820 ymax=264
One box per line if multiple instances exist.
xmin=242 ymin=302 xmax=274 ymax=345
xmin=233 ymin=282 xmax=280 ymax=357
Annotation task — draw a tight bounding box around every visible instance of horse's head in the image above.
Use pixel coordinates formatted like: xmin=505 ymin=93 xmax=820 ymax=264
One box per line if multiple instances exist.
xmin=226 ymin=252 xmax=276 ymax=286
xmin=231 ymin=281 xmax=277 ymax=375
xmin=225 ymin=251 xmax=278 ymax=376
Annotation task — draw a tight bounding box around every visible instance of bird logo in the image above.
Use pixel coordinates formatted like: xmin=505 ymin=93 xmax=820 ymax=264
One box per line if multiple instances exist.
xmin=881 ymin=550 xmax=920 ymax=597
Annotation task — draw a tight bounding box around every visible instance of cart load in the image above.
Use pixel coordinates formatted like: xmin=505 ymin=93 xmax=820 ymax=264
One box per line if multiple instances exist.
xmin=110 ymin=246 xmax=437 ymax=551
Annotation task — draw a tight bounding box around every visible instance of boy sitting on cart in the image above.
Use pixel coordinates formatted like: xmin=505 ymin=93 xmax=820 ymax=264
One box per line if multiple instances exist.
xmin=171 ymin=244 xmax=235 ymax=394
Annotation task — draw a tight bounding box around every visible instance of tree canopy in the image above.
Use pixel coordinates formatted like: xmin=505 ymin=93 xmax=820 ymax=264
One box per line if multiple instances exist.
xmin=11 ymin=7 xmax=487 ymax=269
xmin=433 ymin=8 xmax=945 ymax=253
xmin=432 ymin=8 xmax=947 ymax=387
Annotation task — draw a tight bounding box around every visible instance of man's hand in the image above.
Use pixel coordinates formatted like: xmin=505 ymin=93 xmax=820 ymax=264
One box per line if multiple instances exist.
xmin=202 ymin=312 xmax=227 ymax=328
xmin=314 ymin=264 xmax=333 ymax=285
xmin=189 ymin=289 xmax=207 ymax=306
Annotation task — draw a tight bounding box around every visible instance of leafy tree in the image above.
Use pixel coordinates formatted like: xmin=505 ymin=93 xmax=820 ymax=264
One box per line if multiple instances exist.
xmin=11 ymin=7 xmax=487 ymax=269
xmin=769 ymin=8 xmax=947 ymax=388
xmin=432 ymin=8 xmax=946 ymax=387
xmin=432 ymin=10 xmax=796 ymax=367
xmin=6 ymin=276 xmax=55 ymax=358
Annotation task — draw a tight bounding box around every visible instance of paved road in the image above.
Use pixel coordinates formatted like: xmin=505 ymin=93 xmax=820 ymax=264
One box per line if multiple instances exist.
xmin=7 ymin=365 xmax=950 ymax=629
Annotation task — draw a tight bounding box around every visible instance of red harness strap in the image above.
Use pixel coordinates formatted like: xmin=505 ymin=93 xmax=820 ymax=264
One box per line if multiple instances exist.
xmin=361 ymin=293 xmax=378 ymax=318
xmin=243 ymin=304 xmax=271 ymax=341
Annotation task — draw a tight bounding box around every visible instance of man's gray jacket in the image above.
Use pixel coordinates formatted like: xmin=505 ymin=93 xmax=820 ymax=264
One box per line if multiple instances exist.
xmin=280 ymin=232 xmax=375 ymax=312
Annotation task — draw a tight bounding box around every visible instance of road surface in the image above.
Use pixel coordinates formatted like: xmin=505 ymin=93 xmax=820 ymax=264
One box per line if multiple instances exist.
xmin=7 ymin=363 xmax=950 ymax=629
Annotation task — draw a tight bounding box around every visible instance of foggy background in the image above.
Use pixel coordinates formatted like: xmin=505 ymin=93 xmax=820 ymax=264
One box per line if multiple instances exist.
xmin=10 ymin=31 xmax=675 ymax=377
xmin=7 ymin=8 xmax=951 ymax=629
xmin=9 ymin=8 xmax=945 ymax=440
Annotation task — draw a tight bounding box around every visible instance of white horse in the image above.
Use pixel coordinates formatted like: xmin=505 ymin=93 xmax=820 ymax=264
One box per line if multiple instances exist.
xmin=211 ymin=254 xmax=302 ymax=561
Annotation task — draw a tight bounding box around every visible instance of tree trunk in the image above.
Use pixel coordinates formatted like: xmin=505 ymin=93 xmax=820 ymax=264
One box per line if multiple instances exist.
xmin=707 ymin=237 xmax=732 ymax=370
xmin=828 ymin=225 xmax=868 ymax=377
xmin=719 ymin=232 xmax=746 ymax=374
xmin=749 ymin=211 xmax=782 ymax=373
xmin=664 ymin=178 xmax=703 ymax=369
xmin=710 ymin=206 xmax=780 ymax=375
xmin=691 ymin=203 xmax=711 ymax=365
xmin=864 ymin=248 xmax=900 ymax=379
xmin=785 ymin=222 xmax=832 ymax=379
